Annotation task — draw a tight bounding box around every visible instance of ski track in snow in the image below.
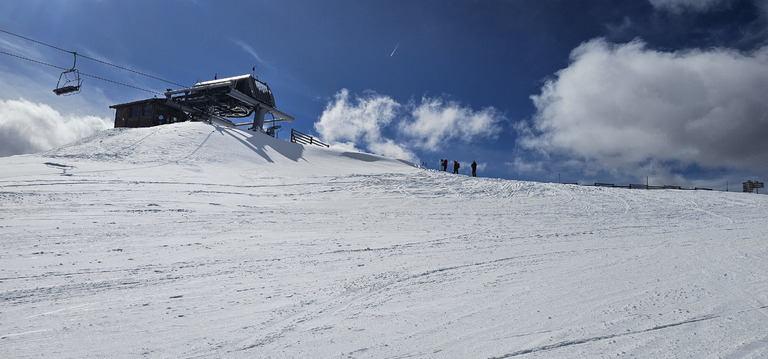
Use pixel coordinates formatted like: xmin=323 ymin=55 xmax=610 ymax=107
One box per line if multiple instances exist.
xmin=1 ymin=122 xmax=767 ymax=358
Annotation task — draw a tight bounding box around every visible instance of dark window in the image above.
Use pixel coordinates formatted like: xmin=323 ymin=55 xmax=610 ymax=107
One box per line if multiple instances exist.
xmin=143 ymin=105 xmax=152 ymax=116
xmin=129 ymin=107 xmax=139 ymax=117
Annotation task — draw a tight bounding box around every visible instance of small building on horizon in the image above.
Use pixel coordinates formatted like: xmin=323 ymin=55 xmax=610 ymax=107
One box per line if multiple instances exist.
xmin=110 ymin=98 xmax=188 ymax=128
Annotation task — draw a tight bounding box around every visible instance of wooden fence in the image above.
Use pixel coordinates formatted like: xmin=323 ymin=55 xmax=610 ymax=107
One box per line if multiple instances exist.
xmin=591 ymin=183 xmax=712 ymax=191
xmin=290 ymin=129 xmax=329 ymax=148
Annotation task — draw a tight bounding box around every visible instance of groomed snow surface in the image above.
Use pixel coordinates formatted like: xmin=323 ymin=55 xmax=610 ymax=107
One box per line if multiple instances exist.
xmin=1 ymin=122 xmax=766 ymax=358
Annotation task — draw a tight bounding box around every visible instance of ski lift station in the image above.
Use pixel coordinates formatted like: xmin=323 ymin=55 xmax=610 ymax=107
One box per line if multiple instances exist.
xmin=0 ymin=30 xmax=295 ymax=136
xmin=110 ymin=74 xmax=294 ymax=135
xmin=110 ymin=98 xmax=189 ymax=128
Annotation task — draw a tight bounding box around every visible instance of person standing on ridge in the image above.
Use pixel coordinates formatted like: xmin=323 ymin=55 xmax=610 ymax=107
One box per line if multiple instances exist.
xmin=453 ymin=160 xmax=460 ymax=174
xmin=441 ymin=159 xmax=448 ymax=171
xmin=471 ymin=161 xmax=477 ymax=177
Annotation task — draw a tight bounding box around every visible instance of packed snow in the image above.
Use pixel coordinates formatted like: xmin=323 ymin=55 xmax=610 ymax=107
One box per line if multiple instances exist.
xmin=1 ymin=122 xmax=766 ymax=358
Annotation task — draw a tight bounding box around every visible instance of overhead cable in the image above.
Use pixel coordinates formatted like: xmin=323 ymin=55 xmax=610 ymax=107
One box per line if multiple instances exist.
xmin=0 ymin=29 xmax=187 ymax=88
xmin=0 ymin=50 xmax=164 ymax=95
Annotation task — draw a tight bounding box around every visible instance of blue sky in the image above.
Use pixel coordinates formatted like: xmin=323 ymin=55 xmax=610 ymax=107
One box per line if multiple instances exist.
xmin=1 ymin=0 xmax=767 ymax=189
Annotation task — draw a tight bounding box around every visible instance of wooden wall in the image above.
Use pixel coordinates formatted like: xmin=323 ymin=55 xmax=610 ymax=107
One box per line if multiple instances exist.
xmin=112 ymin=100 xmax=188 ymax=128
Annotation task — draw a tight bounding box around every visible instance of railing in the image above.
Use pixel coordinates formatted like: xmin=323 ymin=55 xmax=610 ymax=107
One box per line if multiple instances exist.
xmin=291 ymin=128 xmax=329 ymax=148
xmin=590 ymin=183 xmax=713 ymax=191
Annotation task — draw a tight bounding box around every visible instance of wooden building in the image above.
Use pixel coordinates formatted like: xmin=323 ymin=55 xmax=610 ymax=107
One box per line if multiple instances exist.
xmin=110 ymin=99 xmax=188 ymax=128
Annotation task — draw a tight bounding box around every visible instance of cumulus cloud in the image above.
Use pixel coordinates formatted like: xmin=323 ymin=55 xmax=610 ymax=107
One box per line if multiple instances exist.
xmin=314 ymin=89 xmax=415 ymax=161
xmin=647 ymin=0 xmax=732 ymax=12
xmin=314 ymin=89 xmax=400 ymax=143
xmin=314 ymin=89 xmax=504 ymax=162
xmin=368 ymin=139 xmax=417 ymax=162
xmin=521 ymin=38 xmax=768 ymax=180
xmin=506 ymin=156 xmax=545 ymax=175
xmin=0 ymin=98 xmax=112 ymax=157
xmin=404 ymin=97 xmax=502 ymax=152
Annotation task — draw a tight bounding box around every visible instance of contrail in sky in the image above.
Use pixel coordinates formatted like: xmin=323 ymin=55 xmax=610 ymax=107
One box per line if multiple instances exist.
xmin=390 ymin=43 xmax=400 ymax=57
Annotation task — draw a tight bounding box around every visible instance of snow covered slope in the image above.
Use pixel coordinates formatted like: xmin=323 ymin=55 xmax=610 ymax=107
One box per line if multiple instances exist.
xmin=1 ymin=122 xmax=767 ymax=358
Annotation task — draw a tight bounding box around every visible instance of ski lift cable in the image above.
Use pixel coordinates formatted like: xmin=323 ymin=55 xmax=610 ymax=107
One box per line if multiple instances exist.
xmin=0 ymin=50 xmax=67 ymax=71
xmin=0 ymin=29 xmax=187 ymax=88
xmin=0 ymin=50 xmax=163 ymax=95
xmin=80 ymin=71 xmax=163 ymax=95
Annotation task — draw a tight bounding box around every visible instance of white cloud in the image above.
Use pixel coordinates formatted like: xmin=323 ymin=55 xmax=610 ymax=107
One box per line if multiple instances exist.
xmin=506 ymin=156 xmax=545 ymax=175
xmin=368 ymin=139 xmax=417 ymax=162
xmin=522 ymin=38 xmax=768 ymax=179
xmin=647 ymin=0 xmax=732 ymax=12
xmin=315 ymin=89 xmax=504 ymax=163
xmin=0 ymin=98 xmax=112 ymax=157
xmin=404 ymin=97 xmax=503 ymax=152
xmin=314 ymin=89 xmax=414 ymax=160
xmin=315 ymin=89 xmax=400 ymax=144
xmin=232 ymin=39 xmax=267 ymax=65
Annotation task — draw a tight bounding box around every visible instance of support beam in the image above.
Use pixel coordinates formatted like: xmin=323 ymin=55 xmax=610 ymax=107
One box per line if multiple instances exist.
xmin=250 ymin=106 xmax=268 ymax=132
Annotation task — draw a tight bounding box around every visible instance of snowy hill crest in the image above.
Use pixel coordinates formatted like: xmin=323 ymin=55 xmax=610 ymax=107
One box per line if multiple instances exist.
xmin=1 ymin=122 xmax=767 ymax=358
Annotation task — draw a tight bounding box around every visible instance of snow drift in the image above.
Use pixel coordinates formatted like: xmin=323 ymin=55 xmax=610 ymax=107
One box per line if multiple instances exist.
xmin=1 ymin=122 xmax=766 ymax=358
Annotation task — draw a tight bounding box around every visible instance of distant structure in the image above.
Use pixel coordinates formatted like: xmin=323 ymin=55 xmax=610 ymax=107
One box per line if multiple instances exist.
xmin=743 ymin=180 xmax=765 ymax=193
xmin=110 ymin=74 xmax=294 ymax=134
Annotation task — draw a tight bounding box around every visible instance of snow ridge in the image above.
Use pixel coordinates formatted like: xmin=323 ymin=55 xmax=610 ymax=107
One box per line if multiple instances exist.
xmin=1 ymin=122 xmax=767 ymax=358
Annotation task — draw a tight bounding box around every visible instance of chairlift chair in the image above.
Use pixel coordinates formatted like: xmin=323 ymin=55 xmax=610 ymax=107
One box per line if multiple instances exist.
xmin=53 ymin=52 xmax=83 ymax=96
xmin=265 ymin=113 xmax=282 ymax=137
xmin=266 ymin=124 xmax=281 ymax=137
